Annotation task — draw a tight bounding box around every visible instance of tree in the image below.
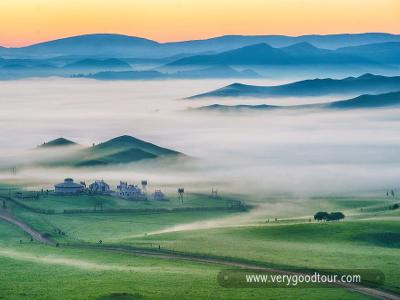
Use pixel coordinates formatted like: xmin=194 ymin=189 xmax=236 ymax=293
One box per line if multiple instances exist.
xmin=314 ymin=211 xmax=345 ymax=221
xmin=327 ymin=212 xmax=345 ymax=221
xmin=314 ymin=211 xmax=329 ymax=221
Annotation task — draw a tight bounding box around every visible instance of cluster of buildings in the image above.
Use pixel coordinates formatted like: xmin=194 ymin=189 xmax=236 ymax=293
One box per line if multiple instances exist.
xmin=117 ymin=181 xmax=147 ymax=200
xmin=54 ymin=178 xmax=165 ymax=200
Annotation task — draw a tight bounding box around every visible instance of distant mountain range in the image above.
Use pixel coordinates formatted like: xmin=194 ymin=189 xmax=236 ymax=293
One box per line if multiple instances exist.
xmin=337 ymin=42 xmax=400 ymax=65
xmin=188 ymin=74 xmax=400 ymax=99
xmin=1 ymin=33 xmax=400 ymax=59
xmin=167 ymin=42 xmax=399 ymax=67
xmin=1 ymin=33 xmax=400 ymax=80
xmin=75 ymin=65 xmax=261 ymax=80
xmin=194 ymin=91 xmax=400 ymax=112
xmin=36 ymin=135 xmax=183 ymax=167
xmin=64 ymin=58 xmax=132 ymax=71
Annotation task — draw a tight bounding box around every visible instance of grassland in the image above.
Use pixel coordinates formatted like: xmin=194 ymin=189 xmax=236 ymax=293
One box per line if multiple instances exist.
xmin=0 ymin=183 xmax=399 ymax=299
xmin=11 ymin=192 xmax=238 ymax=212
xmin=0 ymin=221 xmax=370 ymax=300
xmin=125 ymin=219 xmax=400 ymax=293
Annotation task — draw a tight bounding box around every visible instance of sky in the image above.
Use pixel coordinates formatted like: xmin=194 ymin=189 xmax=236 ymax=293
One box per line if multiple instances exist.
xmin=0 ymin=0 xmax=399 ymax=47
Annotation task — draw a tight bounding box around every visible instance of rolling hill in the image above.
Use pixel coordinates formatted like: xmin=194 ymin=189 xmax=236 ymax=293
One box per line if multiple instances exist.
xmin=194 ymin=91 xmax=400 ymax=112
xmin=167 ymin=42 xmax=376 ymax=67
xmin=323 ymin=91 xmax=400 ymax=109
xmin=1 ymin=33 xmax=399 ymax=79
xmin=75 ymin=65 xmax=260 ymax=80
xmin=188 ymin=74 xmax=400 ymax=99
xmin=63 ymin=58 xmax=132 ymax=70
xmin=1 ymin=33 xmax=400 ymax=59
xmin=77 ymin=70 xmax=165 ymax=80
xmin=165 ymin=33 xmax=400 ymax=52
xmin=336 ymin=42 xmax=400 ymax=65
xmin=38 ymin=138 xmax=78 ymax=148
xmin=36 ymin=135 xmax=182 ymax=167
xmin=0 ymin=34 xmax=161 ymax=58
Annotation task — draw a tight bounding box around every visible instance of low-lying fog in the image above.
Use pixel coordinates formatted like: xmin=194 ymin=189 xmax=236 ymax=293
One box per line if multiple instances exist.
xmin=1 ymin=78 xmax=400 ymax=198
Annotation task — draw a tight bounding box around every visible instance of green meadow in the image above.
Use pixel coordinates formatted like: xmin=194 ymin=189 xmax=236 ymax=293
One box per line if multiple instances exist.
xmin=0 ymin=184 xmax=399 ymax=299
xmin=0 ymin=220 xmax=372 ymax=300
xmin=12 ymin=192 xmax=238 ymax=212
xmin=126 ymin=220 xmax=400 ymax=292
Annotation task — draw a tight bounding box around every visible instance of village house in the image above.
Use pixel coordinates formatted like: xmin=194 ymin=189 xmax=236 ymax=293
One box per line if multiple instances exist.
xmin=152 ymin=189 xmax=165 ymax=201
xmin=117 ymin=181 xmax=146 ymax=200
xmin=89 ymin=180 xmax=111 ymax=194
xmin=54 ymin=178 xmax=85 ymax=194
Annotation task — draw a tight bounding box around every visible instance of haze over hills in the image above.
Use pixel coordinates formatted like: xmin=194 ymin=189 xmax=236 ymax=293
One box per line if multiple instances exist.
xmin=194 ymin=91 xmax=400 ymax=112
xmin=188 ymin=74 xmax=400 ymax=99
xmin=1 ymin=33 xmax=400 ymax=59
xmin=1 ymin=33 xmax=400 ymax=80
xmin=166 ymin=42 xmax=380 ymax=67
xmin=76 ymin=65 xmax=261 ymax=80
xmin=0 ymin=34 xmax=161 ymax=58
xmin=337 ymin=42 xmax=400 ymax=65
xmin=36 ymin=135 xmax=183 ymax=167
xmin=63 ymin=58 xmax=132 ymax=71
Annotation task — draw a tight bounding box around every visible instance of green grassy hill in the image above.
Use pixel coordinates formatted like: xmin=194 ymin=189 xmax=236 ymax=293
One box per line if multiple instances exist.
xmin=38 ymin=137 xmax=77 ymax=148
xmin=36 ymin=135 xmax=183 ymax=167
xmin=128 ymin=220 xmax=400 ymax=293
xmin=0 ymin=182 xmax=398 ymax=299
xmin=0 ymin=221 xmax=367 ymax=300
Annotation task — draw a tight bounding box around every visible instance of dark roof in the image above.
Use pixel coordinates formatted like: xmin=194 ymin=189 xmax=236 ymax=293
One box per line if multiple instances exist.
xmin=55 ymin=178 xmax=83 ymax=189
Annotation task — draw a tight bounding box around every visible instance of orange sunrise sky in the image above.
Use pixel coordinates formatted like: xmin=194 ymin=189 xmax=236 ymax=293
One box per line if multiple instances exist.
xmin=0 ymin=0 xmax=399 ymax=47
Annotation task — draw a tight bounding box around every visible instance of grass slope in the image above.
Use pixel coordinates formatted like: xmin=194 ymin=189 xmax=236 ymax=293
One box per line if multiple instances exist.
xmin=128 ymin=220 xmax=400 ymax=293
xmin=38 ymin=138 xmax=77 ymax=148
xmin=0 ymin=219 xmax=371 ymax=300
xmin=37 ymin=135 xmax=182 ymax=167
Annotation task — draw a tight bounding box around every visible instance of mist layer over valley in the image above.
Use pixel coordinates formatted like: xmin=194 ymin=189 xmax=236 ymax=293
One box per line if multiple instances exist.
xmin=1 ymin=78 xmax=400 ymax=199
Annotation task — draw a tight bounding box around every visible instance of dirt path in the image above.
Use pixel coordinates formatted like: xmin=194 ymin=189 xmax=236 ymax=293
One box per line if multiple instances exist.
xmin=0 ymin=212 xmax=53 ymax=244
xmin=0 ymin=211 xmax=398 ymax=300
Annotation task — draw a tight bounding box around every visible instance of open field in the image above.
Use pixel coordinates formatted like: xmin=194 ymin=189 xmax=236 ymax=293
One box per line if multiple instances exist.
xmin=0 ymin=220 xmax=373 ymax=300
xmin=0 ymin=187 xmax=399 ymax=299
xmin=7 ymin=192 xmax=242 ymax=212
xmin=125 ymin=219 xmax=400 ymax=292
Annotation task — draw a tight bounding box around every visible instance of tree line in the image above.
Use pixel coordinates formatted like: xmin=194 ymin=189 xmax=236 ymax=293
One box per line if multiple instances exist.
xmin=314 ymin=211 xmax=345 ymax=221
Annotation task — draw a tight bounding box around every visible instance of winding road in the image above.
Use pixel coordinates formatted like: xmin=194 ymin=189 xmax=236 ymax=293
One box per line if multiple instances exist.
xmin=0 ymin=210 xmax=399 ymax=300
xmin=0 ymin=211 xmax=53 ymax=244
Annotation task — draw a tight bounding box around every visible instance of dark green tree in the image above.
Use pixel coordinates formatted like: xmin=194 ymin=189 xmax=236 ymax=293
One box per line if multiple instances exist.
xmin=327 ymin=212 xmax=345 ymax=221
xmin=314 ymin=211 xmax=329 ymax=221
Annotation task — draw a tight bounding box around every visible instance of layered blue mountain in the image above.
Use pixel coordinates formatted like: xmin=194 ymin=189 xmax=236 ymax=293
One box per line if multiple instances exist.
xmin=75 ymin=66 xmax=260 ymax=80
xmin=1 ymin=33 xmax=400 ymax=59
xmin=167 ymin=43 xmax=377 ymax=67
xmin=165 ymin=33 xmax=400 ymax=53
xmin=0 ymin=58 xmax=60 ymax=79
xmin=195 ymin=91 xmax=400 ymax=112
xmin=171 ymin=66 xmax=260 ymax=79
xmin=77 ymin=70 xmax=165 ymax=80
xmin=63 ymin=58 xmax=132 ymax=70
xmin=0 ymin=34 xmax=160 ymax=58
xmin=337 ymin=42 xmax=400 ymax=65
xmin=188 ymin=74 xmax=400 ymax=99
xmin=1 ymin=33 xmax=400 ymax=79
